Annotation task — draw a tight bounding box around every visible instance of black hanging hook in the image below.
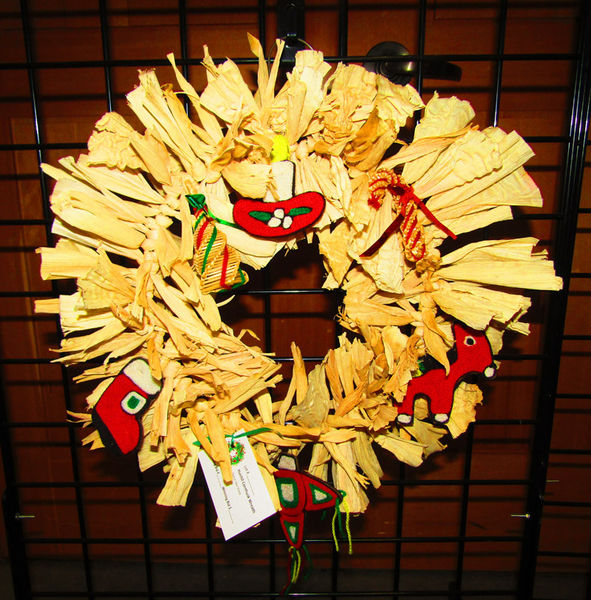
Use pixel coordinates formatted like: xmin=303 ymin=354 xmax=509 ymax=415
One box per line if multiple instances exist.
xmin=277 ymin=0 xmax=308 ymax=65
xmin=364 ymin=41 xmax=462 ymax=85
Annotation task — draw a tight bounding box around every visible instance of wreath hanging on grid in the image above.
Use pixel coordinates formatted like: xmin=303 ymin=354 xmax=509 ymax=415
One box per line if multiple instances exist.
xmin=36 ymin=35 xmax=561 ymax=529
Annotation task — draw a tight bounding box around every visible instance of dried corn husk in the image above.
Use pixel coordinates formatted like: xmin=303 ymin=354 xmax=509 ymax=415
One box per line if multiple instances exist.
xmin=36 ymin=36 xmax=561 ymax=515
xmin=157 ymin=427 xmax=200 ymax=506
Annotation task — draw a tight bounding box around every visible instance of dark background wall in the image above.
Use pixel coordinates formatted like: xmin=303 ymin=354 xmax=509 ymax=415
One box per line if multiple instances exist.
xmin=0 ymin=1 xmax=589 ymax=598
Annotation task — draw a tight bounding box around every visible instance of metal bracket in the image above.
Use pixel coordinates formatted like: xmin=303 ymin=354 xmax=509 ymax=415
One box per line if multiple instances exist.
xmin=277 ymin=0 xmax=307 ymax=64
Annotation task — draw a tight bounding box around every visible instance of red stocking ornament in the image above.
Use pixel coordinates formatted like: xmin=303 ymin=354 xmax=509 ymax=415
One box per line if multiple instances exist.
xmin=93 ymin=358 xmax=161 ymax=455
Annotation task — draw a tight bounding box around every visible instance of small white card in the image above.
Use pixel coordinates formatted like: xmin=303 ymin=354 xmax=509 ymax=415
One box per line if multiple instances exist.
xmin=198 ymin=431 xmax=277 ymax=540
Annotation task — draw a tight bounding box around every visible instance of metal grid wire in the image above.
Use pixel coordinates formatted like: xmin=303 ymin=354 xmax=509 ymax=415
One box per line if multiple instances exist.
xmin=0 ymin=1 xmax=590 ymax=598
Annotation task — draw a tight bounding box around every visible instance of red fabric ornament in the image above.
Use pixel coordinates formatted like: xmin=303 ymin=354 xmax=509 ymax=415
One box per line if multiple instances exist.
xmin=93 ymin=358 xmax=161 ymax=454
xmin=273 ymin=456 xmax=342 ymax=549
xmin=396 ymin=323 xmax=496 ymax=426
xmin=233 ymin=192 xmax=325 ymax=238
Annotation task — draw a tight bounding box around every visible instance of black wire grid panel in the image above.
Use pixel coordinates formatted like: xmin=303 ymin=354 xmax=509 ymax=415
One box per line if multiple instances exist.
xmin=0 ymin=1 xmax=590 ymax=599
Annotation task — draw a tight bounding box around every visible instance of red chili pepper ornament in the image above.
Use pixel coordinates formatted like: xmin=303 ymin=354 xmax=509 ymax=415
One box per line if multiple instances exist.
xmin=233 ymin=135 xmax=325 ymax=238
xmin=233 ymin=192 xmax=325 ymax=238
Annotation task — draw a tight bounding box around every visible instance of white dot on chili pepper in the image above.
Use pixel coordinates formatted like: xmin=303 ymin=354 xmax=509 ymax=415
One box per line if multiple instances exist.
xmin=282 ymin=216 xmax=293 ymax=229
xmin=267 ymin=217 xmax=282 ymax=227
xmin=273 ymin=208 xmax=285 ymax=218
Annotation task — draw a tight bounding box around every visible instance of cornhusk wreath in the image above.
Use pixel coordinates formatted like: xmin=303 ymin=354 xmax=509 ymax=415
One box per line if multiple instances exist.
xmin=36 ymin=34 xmax=562 ymax=520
